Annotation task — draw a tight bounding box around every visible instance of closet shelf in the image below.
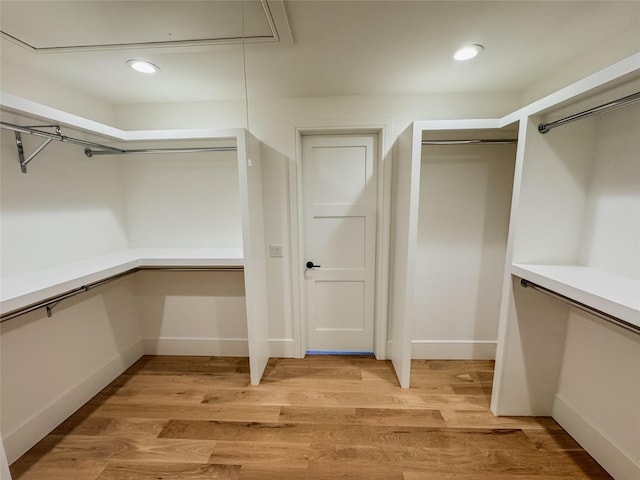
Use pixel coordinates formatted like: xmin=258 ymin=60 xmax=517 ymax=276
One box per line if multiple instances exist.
xmin=512 ymin=263 xmax=640 ymax=328
xmin=1 ymin=248 xmax=244 ymax=316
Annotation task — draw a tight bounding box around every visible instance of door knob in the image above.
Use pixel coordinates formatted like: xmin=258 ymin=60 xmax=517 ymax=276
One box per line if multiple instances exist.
xmin=306 ymin=261 xmax=321 ymax=269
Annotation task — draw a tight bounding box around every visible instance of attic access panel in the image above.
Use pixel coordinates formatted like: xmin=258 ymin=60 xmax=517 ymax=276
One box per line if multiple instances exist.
xmin=0 ymin=0 xmax=283 ymax=52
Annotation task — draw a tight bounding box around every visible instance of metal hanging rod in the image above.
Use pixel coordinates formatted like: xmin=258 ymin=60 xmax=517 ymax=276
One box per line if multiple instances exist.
xmin=0 ymin=269 xmax=136 ymax=323
xmin=84 ymin=146 xmax=236 ymax=157
xmin=538 ymin=90 xmax=640 ymax=134
xmin=0 ymin=121 xmax=237 ymax=174
xmin=421 ymin=139 xmax=517 ymax=145
xmin=0 ymin=265 xmax=244 ymax=323
xmin=140 ymin=266 xmax=243 ymax=272
xmin=520 ymin=279 xmax=640 ymax=336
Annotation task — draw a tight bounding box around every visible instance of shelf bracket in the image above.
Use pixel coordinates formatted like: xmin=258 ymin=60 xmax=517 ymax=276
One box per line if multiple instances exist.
xmin=14 ymin=125 xmax=61 ymax=174
xmin=45 ymin=302 xmax=59 ymax=318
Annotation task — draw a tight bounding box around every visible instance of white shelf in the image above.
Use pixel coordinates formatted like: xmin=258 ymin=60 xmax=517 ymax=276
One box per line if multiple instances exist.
xmin=0 ymin=248 xmax=244 ymax=315
xmin=511 ymin=263 xmax=640 ymax=328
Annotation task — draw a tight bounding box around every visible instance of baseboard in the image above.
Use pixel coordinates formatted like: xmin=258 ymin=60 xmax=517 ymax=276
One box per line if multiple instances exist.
xmin=268 ymin=338 xmax=296 ymax=357
xmin=553 ymin=394 xmax=640 ymax=480
xmin=411 ymin=340 xmax=496 ymax=359
xmin=142 ymin=337 xmax=298 ymax=358
xmin=142 ymin=337 xmax=249 ymax=356
xmin=4 ymin=340 xmax=144 ymax=464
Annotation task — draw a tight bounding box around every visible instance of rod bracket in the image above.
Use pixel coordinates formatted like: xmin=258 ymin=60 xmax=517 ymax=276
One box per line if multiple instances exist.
xmin=14 ymin=125 xmax=62 ymax=174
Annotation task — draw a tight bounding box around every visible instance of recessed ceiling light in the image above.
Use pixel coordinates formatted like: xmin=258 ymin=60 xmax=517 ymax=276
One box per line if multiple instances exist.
xmin=126 ymin=59 xmax=160 ymax=74
xmin=453 ymin=44 xmax=484 ymax=61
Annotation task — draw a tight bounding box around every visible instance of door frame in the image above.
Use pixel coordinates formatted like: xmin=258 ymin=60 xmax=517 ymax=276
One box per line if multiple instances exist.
xmin=287 ymin=122 xmax=393 ymax=359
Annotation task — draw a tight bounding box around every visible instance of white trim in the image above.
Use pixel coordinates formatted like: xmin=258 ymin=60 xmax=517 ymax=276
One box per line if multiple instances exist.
xmin=411 ymin=340 xmax=497 ymax=360
xmin=413 ymin=118 xmax=503 ymax=132
xmin=553 ymin=394 xmax=640 ymax=480
xmin=288 ymin=121 xmax=393 ymax=359
xmin=142 ymin=337 xmax=296 ymax=358
xmin=142 ymin=337 xmax=249 ymax=356
xmin=288 ymin=128 xmax=303 ymax=357
xmin=237 ymin=131 xmax=271 ymax=385
xmin=3 ymin=340 xmax=143 ymax=464
xmin=375 ymin=128 xmax=393 ymax=360
xmin=268 ymin=338 xmax=296 ymax=357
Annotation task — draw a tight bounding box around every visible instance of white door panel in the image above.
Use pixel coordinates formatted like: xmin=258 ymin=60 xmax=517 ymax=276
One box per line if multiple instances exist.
xmin=302 ymin=135 xmax=377 ymax=353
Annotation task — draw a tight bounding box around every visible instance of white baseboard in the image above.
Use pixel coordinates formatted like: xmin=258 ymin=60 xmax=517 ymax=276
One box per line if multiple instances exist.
xmin=411 ymin=340 xmax=496 ymax=359
xmin=4 ymin=340 xmax=144 ymax=464
xmin=142 ymin=337 xmax=298 ymax=358
xmin=552 ymin=394 xmax=640 ymax=480
xmin=142 ymin=337 xmax=249 ymax=356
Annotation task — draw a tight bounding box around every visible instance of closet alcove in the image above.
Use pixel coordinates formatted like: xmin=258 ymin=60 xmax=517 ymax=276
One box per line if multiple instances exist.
xmin=414 ymin=128 xmax=517 ymax=360
xmin=388 ymin=120 xmax=519 ymax=388
xmin=492 ymin=74 xmax=640 ymax=479
xmin=0 ymin=98 xmax=269 ymax=463
xmin=387 ymin=55 xmax=640 ymax=479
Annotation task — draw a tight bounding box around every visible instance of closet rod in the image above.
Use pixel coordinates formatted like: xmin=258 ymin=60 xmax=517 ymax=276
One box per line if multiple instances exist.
xmin=421 ymin=139 xmax=517 ymax=145
xmin=84 ymin=146 xmax=237 ymax=157
xmin=1 ymin=121 xmax=125 ymax=152
xmin=0 ymin=266 xmax=244 ymax=323
xmin=538 ymin=90 xmax=640 ymax=134
xmin=140 ymin=266 xmax=243 ymax=272
xmin=520 ymin=279 xmax=640 ymax=336
xmin=0 ymin=121 xmax=238 ymax=173
xmin=0 ymin=269 xmax=136 ymax=323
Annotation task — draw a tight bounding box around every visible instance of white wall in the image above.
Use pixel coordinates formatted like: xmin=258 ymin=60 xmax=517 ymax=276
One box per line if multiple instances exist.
xmin=511 ymin=116 xmax=597 ymax=265
xmin=579 ymin=102 xmax=640 ymax=279
xmin=551 ymin=90 xmax=640 ymax=480
xmin=0 ymin=278 xmax=142 ymax=463
xmin=121 ymin=147 xmax=242 ymax=249
xmin=554 ymin=311 xmax=640 ymax=480
xmin=0 ymin=59 xmax=117 ymax=126
xmin=412 ymin=143 xmax=515 ymax=359
xmin=135 ymin=270 xmax=248 ymax=356
xmin=0 ymin=112 xmax=129 ymax=278
xmin=521 ymin=21 xmax=640 ymax=106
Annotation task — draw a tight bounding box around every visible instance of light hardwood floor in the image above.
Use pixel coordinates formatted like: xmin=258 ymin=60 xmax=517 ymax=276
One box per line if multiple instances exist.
xmin=10 ymin=356 xmax=612 ymax=479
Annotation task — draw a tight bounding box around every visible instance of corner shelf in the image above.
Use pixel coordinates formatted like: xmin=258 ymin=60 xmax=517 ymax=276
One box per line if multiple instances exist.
xmin=0 ymin=248 xmax=244 ymax=318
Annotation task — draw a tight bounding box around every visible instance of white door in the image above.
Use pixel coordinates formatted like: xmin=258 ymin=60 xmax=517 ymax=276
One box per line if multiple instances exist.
xmin=302 ymin=134 xmax=377 ymax=353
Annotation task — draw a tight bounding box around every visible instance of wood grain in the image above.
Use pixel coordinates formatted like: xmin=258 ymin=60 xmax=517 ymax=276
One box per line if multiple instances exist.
xmin=10 ymin=355 xmax=612 ymax=479
xmin=96 ymin=462 xmax=240 ymax=480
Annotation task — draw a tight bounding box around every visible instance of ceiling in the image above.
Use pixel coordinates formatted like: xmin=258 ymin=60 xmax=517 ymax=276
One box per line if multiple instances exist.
xmin=1 ymin=1 xmax=639 ymax=106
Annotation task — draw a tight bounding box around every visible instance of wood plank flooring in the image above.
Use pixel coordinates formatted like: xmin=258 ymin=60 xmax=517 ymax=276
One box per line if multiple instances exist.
xmin=10 ymin=355 xmax=612 ymax=479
